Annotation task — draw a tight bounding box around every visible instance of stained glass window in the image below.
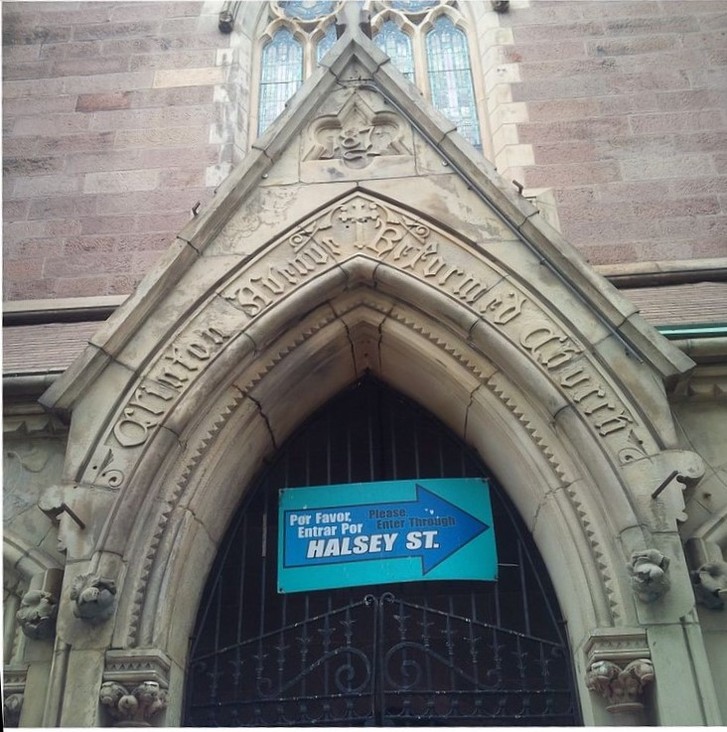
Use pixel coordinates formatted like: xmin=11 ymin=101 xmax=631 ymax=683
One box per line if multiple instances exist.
xmin=316 ymin=24 xmax=337 ymax=63
xmin=426 ymin=16 xmax=481 ymax=149
xmin=390 ymin=0 xmax=438 ymax=11
xmin=374 ymin=21 xmax=415 ymax=83
xmin=256 ymin=2 xmax=485 ymax=153
xmin=280 ymin=1 xmax=336 ymax=21
xmin=258 ymin=29 xmax=304 ymax=135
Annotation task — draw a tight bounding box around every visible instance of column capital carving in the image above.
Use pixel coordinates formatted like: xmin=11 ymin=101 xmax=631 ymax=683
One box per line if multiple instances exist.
xmin=100 ymin=649 xmax=171 ymax=726
xmin=584 ymin=628 xmax=653 ymax=715
xmin=586 ymin=658 xmax=654 ymax=713
xmin=3 ymin=693 xmax=24 ymax=728
xmin=99 ymin=680 xmax=168 ymax=727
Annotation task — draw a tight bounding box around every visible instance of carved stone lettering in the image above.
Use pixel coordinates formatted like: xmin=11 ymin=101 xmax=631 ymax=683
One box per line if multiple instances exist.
xmin=108 ymin=326 xmax=232 ymax=455
xmin=90 ymin=193 xmax=651 ymax=493
xmin=304 ymin=97 xmax=411 ymax=168
xmin=520 ymin=325 xmax=581 ymax=370
xmin=482 ymin=291 xmax=526 ymax=325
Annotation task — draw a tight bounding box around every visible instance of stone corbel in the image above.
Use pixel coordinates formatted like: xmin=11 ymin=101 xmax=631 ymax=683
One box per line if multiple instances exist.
xmin=16 ymin=567 xmax=63 ymax=640
xmin=70 ymin=573 xmax=117 ymax=623
xmin=584 ymin=628 xmax=654 ymax=715
xmin=627 ymin=549 xmax=670 ymax=603
xmin=692 ymin=561 xmax=727 ymax=610
xmin=99 ymin=649 xmax=171 ymax=728
xmin=685 ymin=513 xmax=727 ymax=610
xmin=16 ymin=589 xmax=59 ymax=639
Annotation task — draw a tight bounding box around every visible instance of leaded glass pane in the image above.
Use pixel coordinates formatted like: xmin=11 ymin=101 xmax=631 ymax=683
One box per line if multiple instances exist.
xmin=316 ymin=24 xmax=337 ymax=63
xmin=426 ymin=16 xmax=482 ymax=149
xmin=374 ymin=21 xmax=415 ymax=82
xmin=280 ymin=1 xmax=336 ymax=21
xmin=391 ymin=0 xmax=439 ymax=11
xmin=258 ymin=29 xmax=304 ymax=135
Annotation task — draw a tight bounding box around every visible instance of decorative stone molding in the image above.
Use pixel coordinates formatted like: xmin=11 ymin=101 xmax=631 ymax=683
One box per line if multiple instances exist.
xmin=99 ymin=680 xmax=168 ymax=727
xmin=586 ymin=658 xmax=655 ymax=713
xmin=584 ymin=627 xmax=650 ymax=666
xmin=104 ymin=649 xmax=172 ymax=688
xmin=3 ymin=693 xmax=24 ymax=727
xmin=16 ymin=588 xmax=58 ymax=639
xmin=304 ymin=96 xmax=412 ymax=169
xmin=627 ymin=549 xmax=671 ymax=603
xmin=70 ymin=573 xmax=117 ymax=623
xmin=101 ymin=649 xmax=172 ymax=726
xmin=2 ymin=667 xmax=27 ymax=728
xmin=692 ymin=561 xmax=727 ymax=609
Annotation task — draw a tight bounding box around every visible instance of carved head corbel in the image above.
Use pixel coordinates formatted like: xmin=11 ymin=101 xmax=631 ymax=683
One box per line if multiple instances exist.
xmin=16 ymin=588 xmax=58 ymax=640
xmin=70 ymin=573 xmax=117 ymax=623
xmin=628 ymin=549 xmax=671 ymax=603
xmin=692 ymin=560 xmax=727 ymax=609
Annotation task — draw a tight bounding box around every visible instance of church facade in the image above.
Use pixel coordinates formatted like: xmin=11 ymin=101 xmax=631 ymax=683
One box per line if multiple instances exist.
xmin=3 ymin=1 xmax=727 ymax=727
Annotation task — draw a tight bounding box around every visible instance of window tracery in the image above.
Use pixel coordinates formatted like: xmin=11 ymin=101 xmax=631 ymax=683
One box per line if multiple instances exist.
xmin=256 ymin=1 xmax=485 ymax=152
xmin=257 ymin=2 xmax=341 ymax=135
xmin=371 ymin=1 xmax=483 ymax=150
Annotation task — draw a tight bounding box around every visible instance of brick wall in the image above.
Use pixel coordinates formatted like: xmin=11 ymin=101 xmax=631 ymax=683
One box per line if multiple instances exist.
xmin=3 ymin=1 xmax=727 ymax=303
xmin=2 ymin=0 xmax=245 ymax=301
xmin=502 ymin=0 xmax=727 ymax=265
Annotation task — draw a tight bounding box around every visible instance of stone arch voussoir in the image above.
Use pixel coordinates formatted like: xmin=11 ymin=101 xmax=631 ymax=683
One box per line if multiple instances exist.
xmin=85 ymin=190 xmax=682 ymax=669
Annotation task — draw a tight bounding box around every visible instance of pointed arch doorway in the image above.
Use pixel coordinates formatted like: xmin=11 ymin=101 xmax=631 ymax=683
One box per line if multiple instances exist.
xmin=183 ymin=377 xmax=581 ymax=726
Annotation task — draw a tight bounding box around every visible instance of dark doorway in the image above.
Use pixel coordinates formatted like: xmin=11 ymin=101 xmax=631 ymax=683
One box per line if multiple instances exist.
xmin=183 ymin=377 xmax=581 ymax=726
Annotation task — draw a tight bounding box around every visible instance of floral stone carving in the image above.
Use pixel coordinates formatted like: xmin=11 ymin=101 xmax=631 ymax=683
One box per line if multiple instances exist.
xmin=692 ymin=561 xmax=727 ymax=610
xmin=70 ymin=573 xmax=117 ymax=623
xmin=99 ymin=680 xmax=168 ymax=727
xmin=16 ymin=589 xmax=59 ymax=639
xmin=627 ymin=549 xmax=670 ymax=603
xmin=586 ymin=658 xmax=655 ymax=713
xmin=3 ymin=693 xmax=24 ymax=727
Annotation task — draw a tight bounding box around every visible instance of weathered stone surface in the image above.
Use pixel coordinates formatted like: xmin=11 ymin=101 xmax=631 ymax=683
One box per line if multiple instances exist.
xmin=4 ymin=3 xmax=727 ymax=728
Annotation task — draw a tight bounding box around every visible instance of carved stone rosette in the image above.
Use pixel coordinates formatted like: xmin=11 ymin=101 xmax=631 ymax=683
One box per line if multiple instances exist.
xmin=586 ymin=658 xmax=655 ymax=713
xmin=99 ymin=681 xmax=168 ymax=727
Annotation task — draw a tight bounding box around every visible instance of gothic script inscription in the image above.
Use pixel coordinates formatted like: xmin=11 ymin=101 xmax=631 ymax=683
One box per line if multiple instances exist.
xmin=87 ymin=193 xmax=650 ymax=489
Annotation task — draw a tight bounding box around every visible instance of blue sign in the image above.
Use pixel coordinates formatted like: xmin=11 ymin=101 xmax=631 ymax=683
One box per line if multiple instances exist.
xmin=278 ymin=478 xmax=497 ymax=593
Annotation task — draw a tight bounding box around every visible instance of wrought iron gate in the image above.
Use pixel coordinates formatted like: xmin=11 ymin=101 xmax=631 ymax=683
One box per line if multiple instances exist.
xmin=183 ymin=378 xmax=581 ymax=726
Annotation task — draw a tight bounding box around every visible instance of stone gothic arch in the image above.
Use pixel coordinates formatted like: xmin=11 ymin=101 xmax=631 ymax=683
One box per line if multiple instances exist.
xmin=37 ymin=13 xmax=719 ymax=727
